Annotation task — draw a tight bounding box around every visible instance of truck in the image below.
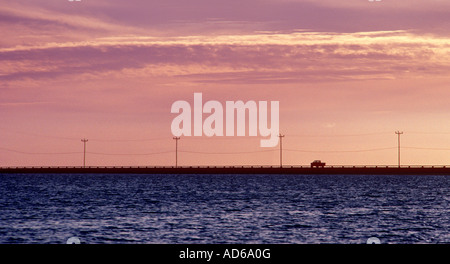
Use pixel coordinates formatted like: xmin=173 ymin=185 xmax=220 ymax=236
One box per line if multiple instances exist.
xmin=311 ymin=160 xmax=326 ymax=168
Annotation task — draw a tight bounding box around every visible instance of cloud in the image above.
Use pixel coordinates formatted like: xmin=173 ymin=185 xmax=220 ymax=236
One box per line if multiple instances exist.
xmin=2 ymin=0 xmax=450 ymax=48
xmin=0 ymin=101 xmax=54 ymax=107
xmin=0 ymin=2 xmax=145 ymax=48
xmin=1 ymin=31 xmax=449 ymax=84
xmin=0 ymin=3 xmax=139 ymax=33
xmin=2 ymin=0 xmax=450 ymax=167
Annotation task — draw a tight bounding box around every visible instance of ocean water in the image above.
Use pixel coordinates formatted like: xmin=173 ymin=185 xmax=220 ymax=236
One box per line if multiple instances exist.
xmin=0 ymin=174 xmax=448 ymax=244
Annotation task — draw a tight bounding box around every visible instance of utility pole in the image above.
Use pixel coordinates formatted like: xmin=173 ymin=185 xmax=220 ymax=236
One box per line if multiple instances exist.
xmin=278 ymin=134 xmax=285 ymax=168
xmin=395 ymin=131 xmax=403 ymax=168
xmin=81 ymin=138 xmax=88 ymax=168
xmin=173 ymin=137 xmax=180 ymax=168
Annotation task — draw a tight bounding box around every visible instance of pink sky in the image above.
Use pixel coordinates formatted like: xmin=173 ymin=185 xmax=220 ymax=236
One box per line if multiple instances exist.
xmin=1 ymin=0 xmax=450 ymax=167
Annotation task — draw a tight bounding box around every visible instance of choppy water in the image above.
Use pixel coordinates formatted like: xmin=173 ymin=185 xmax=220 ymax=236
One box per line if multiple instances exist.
xmin=0 ymin=174 xmax=448 ymax=244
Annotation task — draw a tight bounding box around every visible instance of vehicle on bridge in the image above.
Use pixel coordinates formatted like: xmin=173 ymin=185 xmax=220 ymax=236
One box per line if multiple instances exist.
xmin=311 ymin=160 xmax=326 ymax=168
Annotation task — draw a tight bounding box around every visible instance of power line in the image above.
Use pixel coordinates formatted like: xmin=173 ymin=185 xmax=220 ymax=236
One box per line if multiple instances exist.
xmin=286 ymin=132 xmax=392 ymax=138
xmin=0 ymin=146 xmax=398 ymax=155
xmin=403 ymin=146 xmax=450 ymax=151
xmin=88 ymin=151 xmax=173 ymax=156
xmin=0 ymin=147 xmax=81 ymax=155
xmin=4 ymin=125 xmax=450 ymax=143
xmin=284 ymin=147 xmax=397 ymax=153
xmin=0 ymin=147 xmax=172 ymax=156
xmin=88 ymin=137 xmax=168 ymax=142
xmin=407 ymin=131 xmax=450 ymax=135
xmin=0 ymin=126 xmax=400 ymax=142
xmin=180 ymin=149 xmax=278 ymax=155
xmin=5 ymin=145 xmax=450 ymax=157
xmin=288 ymin=131 xmax=450 ymax=137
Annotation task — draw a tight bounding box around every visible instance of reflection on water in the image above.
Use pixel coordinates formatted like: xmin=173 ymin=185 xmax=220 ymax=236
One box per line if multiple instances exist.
xmin=0 ymin=174 xmax=448 ymax=244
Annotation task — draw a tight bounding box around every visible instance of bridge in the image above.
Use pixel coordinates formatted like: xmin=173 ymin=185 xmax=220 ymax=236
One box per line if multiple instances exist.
xmin=1 ymin=165 xmax=450 ymax=175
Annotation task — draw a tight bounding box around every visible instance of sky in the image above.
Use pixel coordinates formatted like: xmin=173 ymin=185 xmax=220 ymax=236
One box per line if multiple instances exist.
xmin=1 ymin=0 xmax=450 ymax=167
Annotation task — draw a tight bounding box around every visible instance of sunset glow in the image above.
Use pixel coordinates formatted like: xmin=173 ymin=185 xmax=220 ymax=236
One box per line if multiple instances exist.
xmin=2 ymin=0 xmax=450 ymax=166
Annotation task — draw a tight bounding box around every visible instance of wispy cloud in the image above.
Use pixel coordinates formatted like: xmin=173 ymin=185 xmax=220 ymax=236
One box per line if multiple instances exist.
xmin=0 ymin=101 xmax=54 ymax=107
xmin=1 ymin=0 xmax=450 ymax=166
xmin=1 ymin=31 xmax=449 ymax=84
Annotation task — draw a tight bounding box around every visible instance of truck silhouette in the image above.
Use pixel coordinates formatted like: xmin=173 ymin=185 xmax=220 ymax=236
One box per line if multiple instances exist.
xmin=311 ymin=160 xmax=326 ymax=168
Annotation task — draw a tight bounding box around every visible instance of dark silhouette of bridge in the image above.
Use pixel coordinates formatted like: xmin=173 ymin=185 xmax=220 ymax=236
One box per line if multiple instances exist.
xmin=1 ymin=165 xmax=450 ymax=175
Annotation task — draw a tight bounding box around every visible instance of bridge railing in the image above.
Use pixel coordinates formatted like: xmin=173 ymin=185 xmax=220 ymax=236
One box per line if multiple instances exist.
xmin=0 ymin=165 xmax=448 ymax=169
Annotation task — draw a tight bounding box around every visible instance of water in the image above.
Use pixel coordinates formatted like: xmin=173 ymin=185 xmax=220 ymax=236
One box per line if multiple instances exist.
xmin=0 ymin=174 xmax=448 ymax=244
